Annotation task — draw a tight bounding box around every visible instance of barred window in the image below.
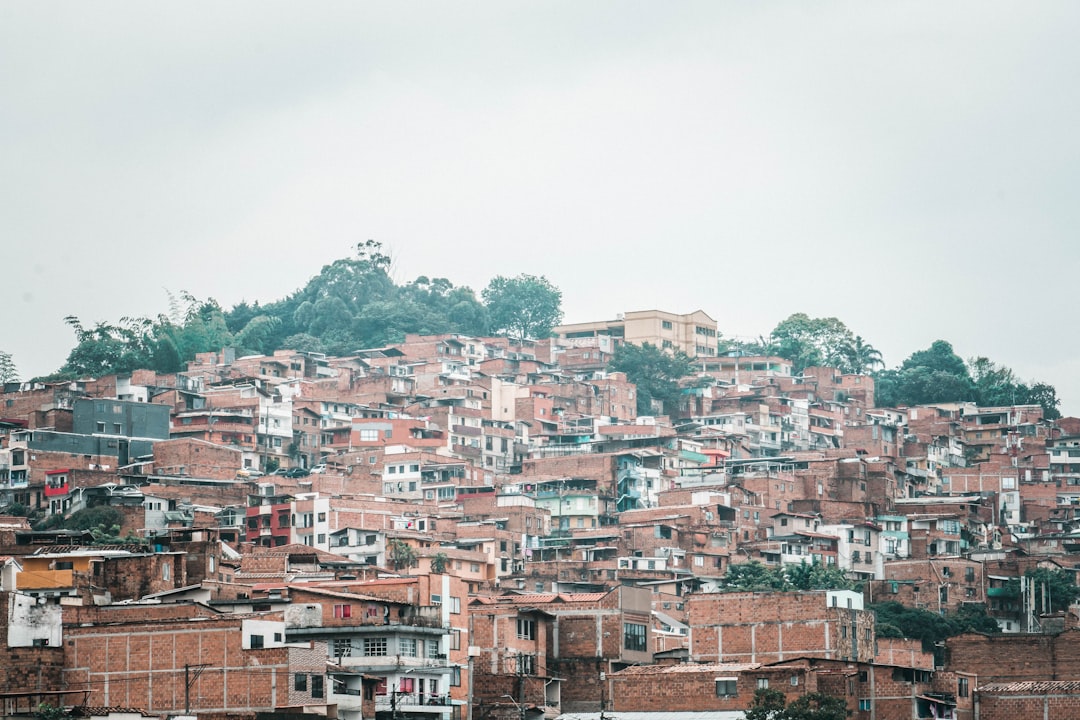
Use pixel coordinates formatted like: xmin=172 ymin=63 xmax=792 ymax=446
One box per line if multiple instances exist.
xmin=364 ymin=637 xmax=388 ymax=656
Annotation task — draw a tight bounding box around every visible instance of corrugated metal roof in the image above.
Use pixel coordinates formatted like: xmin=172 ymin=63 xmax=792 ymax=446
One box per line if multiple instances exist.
xmin=979 ymin=680 xmax=1080 ymax=694
xmin=611 ymin=662 xmax=759 ymax=676
xmin=558 ymin=712 xmax=745 ymax=720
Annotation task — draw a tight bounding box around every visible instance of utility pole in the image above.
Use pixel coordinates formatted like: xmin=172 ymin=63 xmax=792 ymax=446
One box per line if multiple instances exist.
xmin=184 ymin=664 xmax=210 ymax=714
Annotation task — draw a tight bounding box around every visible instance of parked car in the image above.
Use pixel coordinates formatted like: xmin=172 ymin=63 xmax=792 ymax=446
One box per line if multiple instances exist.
xmin=236 ymin=468 xmax=265 ymax=478
xmin=310 ymin=464 xmax=327 ymax=474
xmin=283 ymin=467 xmax=310 ymax=478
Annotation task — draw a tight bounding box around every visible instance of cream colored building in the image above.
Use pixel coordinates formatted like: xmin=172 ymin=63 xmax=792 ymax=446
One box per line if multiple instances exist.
xmin=553 ymin=309 xmax=718 ymax=357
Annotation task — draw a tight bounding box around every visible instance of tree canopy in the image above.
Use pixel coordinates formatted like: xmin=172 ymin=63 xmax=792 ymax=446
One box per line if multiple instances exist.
xmin=870 ymin=601 xmax=1000 ymax=650
xmin=45 ymin=243 xmax=539 ymax=380
xmin=746 ymin=688 xmax=849 ymax=720
xmin=0 ymin=350 xmax=18 ymax=383
xmin=608 ymin=341 xmax=694 ymax=415
xmin=481 ymin=274 xmax=563 ymax=341
xmin=719 ymin=560 xmax=860 ymax=593
xmin=767 ymin=313 xmax=856 ymax=374
xmin=873 ymin=340 xmax=1060 ymax=418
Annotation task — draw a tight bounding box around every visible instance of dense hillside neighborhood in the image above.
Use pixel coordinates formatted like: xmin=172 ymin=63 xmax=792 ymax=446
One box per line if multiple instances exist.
xmin=1 ymin=309 xmax=1078 ymax=720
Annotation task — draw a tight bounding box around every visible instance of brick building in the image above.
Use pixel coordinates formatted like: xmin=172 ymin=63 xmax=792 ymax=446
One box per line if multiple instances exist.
xmin=688 ymin=590 xmax=876 ymax=665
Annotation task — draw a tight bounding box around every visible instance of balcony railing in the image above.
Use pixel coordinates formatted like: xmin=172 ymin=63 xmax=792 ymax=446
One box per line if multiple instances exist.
xmin=375 ymin=694 xmax=453 ymax=711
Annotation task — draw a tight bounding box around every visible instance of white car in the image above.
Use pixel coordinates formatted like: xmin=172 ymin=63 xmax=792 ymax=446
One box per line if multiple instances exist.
xmin=310 ymin=464 xmax=327 ymax=474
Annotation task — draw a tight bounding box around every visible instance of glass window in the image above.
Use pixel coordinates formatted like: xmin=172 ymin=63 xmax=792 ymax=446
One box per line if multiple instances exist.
xmin=624 ymin=623 xmax=647 ymax=652
xmin=364 ymin=638 xmax=388 ymax=656
xmin=715 ymin=678 xmax=737 ymax=697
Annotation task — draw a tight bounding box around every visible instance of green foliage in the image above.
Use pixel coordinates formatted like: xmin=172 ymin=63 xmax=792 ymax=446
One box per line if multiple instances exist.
xmin=745 ymin=688 xmax=787 ymax=720
xmin=1004 ymin=567 xmax=1080 ymax=613
xmin=56 ymin=506 xmax=124 ymax=532
xmin=608 ymin=342 xmax=694 ymax=415
xmin=430 ymin=552 xmax=448 ymax=574
xmin=874 ymin=341 xmax=975 ymax=408
xmin=4 ymin=502 xmax=29 ymax=517
xmin=51 ymin=242 xmax=494 ymax=376
xmin=767 ymin=314 xmax=855 ymax=373
xmin=873 ymin=341 xmax=1060 ymax=417
xmin=481 ymin=274 xmax=563 ymax=341
xmin=35 ymin=703 xmax=68 ymax=720
xmin=781 ymin=692 xmax=850 ymax=720
xmin=836 ymin=335 xmax=883 ymax=375
xmin=720 ymin=560 xmax=859 ymax=593
xmin=746 ymin=689 xmax=849 ymax=720
xmin=388 ymin=539 xmax=418 ymax=571
xmin=869 ymin=601 xmax=1000 ymax=650
xmin=0 ymin=349 xmax=19 ymax=383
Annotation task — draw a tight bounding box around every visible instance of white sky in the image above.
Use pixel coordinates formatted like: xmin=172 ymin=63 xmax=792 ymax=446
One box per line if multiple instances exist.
xmin=3 ymin=2 xmax=1079 ymax=413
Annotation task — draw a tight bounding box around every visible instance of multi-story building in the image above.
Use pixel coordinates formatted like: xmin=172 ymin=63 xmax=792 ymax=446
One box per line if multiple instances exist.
xmin=553 ymin=309 xmax=719 ymax=358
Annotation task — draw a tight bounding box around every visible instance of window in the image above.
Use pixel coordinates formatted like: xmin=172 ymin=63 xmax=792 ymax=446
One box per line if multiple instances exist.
xmin=364 ymin=638 xmax=388 ymax=656
xmin=451 ymin=629 xmax=461 ymax=650
xmin=662 ymin=320 xmax=673 ymax=330
xmin=715 ymin=678 xmax=737 ymax=697
xmin=516 ymin=654 xmax=536 ymax=675
xmin=449 ymin=596 xmax=461 ymax=614
xmin=250 ymin=635 xmax=264 ymax=649
xmin=451 ymin=666 xmax=461 ymax=687
xmin=311 ymin=675 xmax=324 ymax=699
xmin=400 ymin=638 xmax=417 ymax=657
xmin=334 ymin=603 xmax=352 ymax=618
xmin=859 ymin=699 xmax=872 ymax=711
xmin=757 ymin=678 xmax=769 ymax=689
xmin=958 ymin=677 xmax=969 ymax=698
xmin=295 ymin=673 xmax=308 ymax=691
xmin=517 ymin=617 xmax=536 ymax=640
xmin=624 ymin=622 xmax=647 ymax=652
xmin=790 ymin=675 xmax=799 ymax=686
xmin=333 ymin=639 xmax=352 ymax=657
xmin=431 ymin=594 xmax=442 ymax=606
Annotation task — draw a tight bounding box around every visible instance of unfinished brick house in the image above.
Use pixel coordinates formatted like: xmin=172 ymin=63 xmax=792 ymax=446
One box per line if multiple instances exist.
xmin=688 ymin=589 xmax=876 ymax=665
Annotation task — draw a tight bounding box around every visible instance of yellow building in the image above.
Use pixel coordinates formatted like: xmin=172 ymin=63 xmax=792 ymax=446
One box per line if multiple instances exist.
xmin=553 ymin=309 xmax=718 ymax=357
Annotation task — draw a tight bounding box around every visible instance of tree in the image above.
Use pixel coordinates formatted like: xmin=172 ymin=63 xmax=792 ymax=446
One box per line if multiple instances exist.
xmin=482 ymin=274 xmax=563 ymax=340
xmin=781 ymin=692 xmax=849 ymax=720
xmin=785 ymin=560 xmax=860 ymax=592
xmin=768 ymin=314 xmax=855 ymax=373
xmin=870 ymin=601 xmax=999 ymax=650
xmin=0 ymin=350 xmax=18 ymax=383
xmin=1028 ymin=382 xmax=1062 ymax=420
xmin=430 ymin=552 xmax=448 ymax=574
xmin=746 ymin=688 xmax=849 ymax=720
xmin=35 ymin=703 xmax=68 ymax=720
xmin=874 ymin=340 xmax=974 ymax=408
xmin=720 ymin=561 xmax=791 ymax=592
xmin=608 ymin=342 xmax=694 ymax=415
xmin=388 ymin=539 xmax=418 ymax=571
xmin=837 ymin=335 xmax=883 ymax=375
xmin=745 ymin=688 xmax=787 ymax=720
xmin=1004 ymin=567 xmax=1080 ymax=613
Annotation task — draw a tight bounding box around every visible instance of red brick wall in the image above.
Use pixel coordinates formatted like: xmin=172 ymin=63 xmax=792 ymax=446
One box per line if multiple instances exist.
xmin=978 ymin=691 xmax=1080 ymax=720
xmin=946 ymin=631 xmax=1080 ymax=683
xmin=609 ymin=666 xmax=808 ymax=713
xmin=63 ymin=607 xmax=290 ymax=714
xmin=689 ymin=591 xmax=875 ymax=664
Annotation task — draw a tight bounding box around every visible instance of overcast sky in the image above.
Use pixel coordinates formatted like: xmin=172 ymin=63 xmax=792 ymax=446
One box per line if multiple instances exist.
xmin=3 ymin=2 xmax=1079 ymax=413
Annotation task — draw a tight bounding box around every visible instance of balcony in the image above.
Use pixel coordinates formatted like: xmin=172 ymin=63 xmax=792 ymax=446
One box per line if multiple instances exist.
xmin=376 ymin=694 xmax=454 ymax=715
